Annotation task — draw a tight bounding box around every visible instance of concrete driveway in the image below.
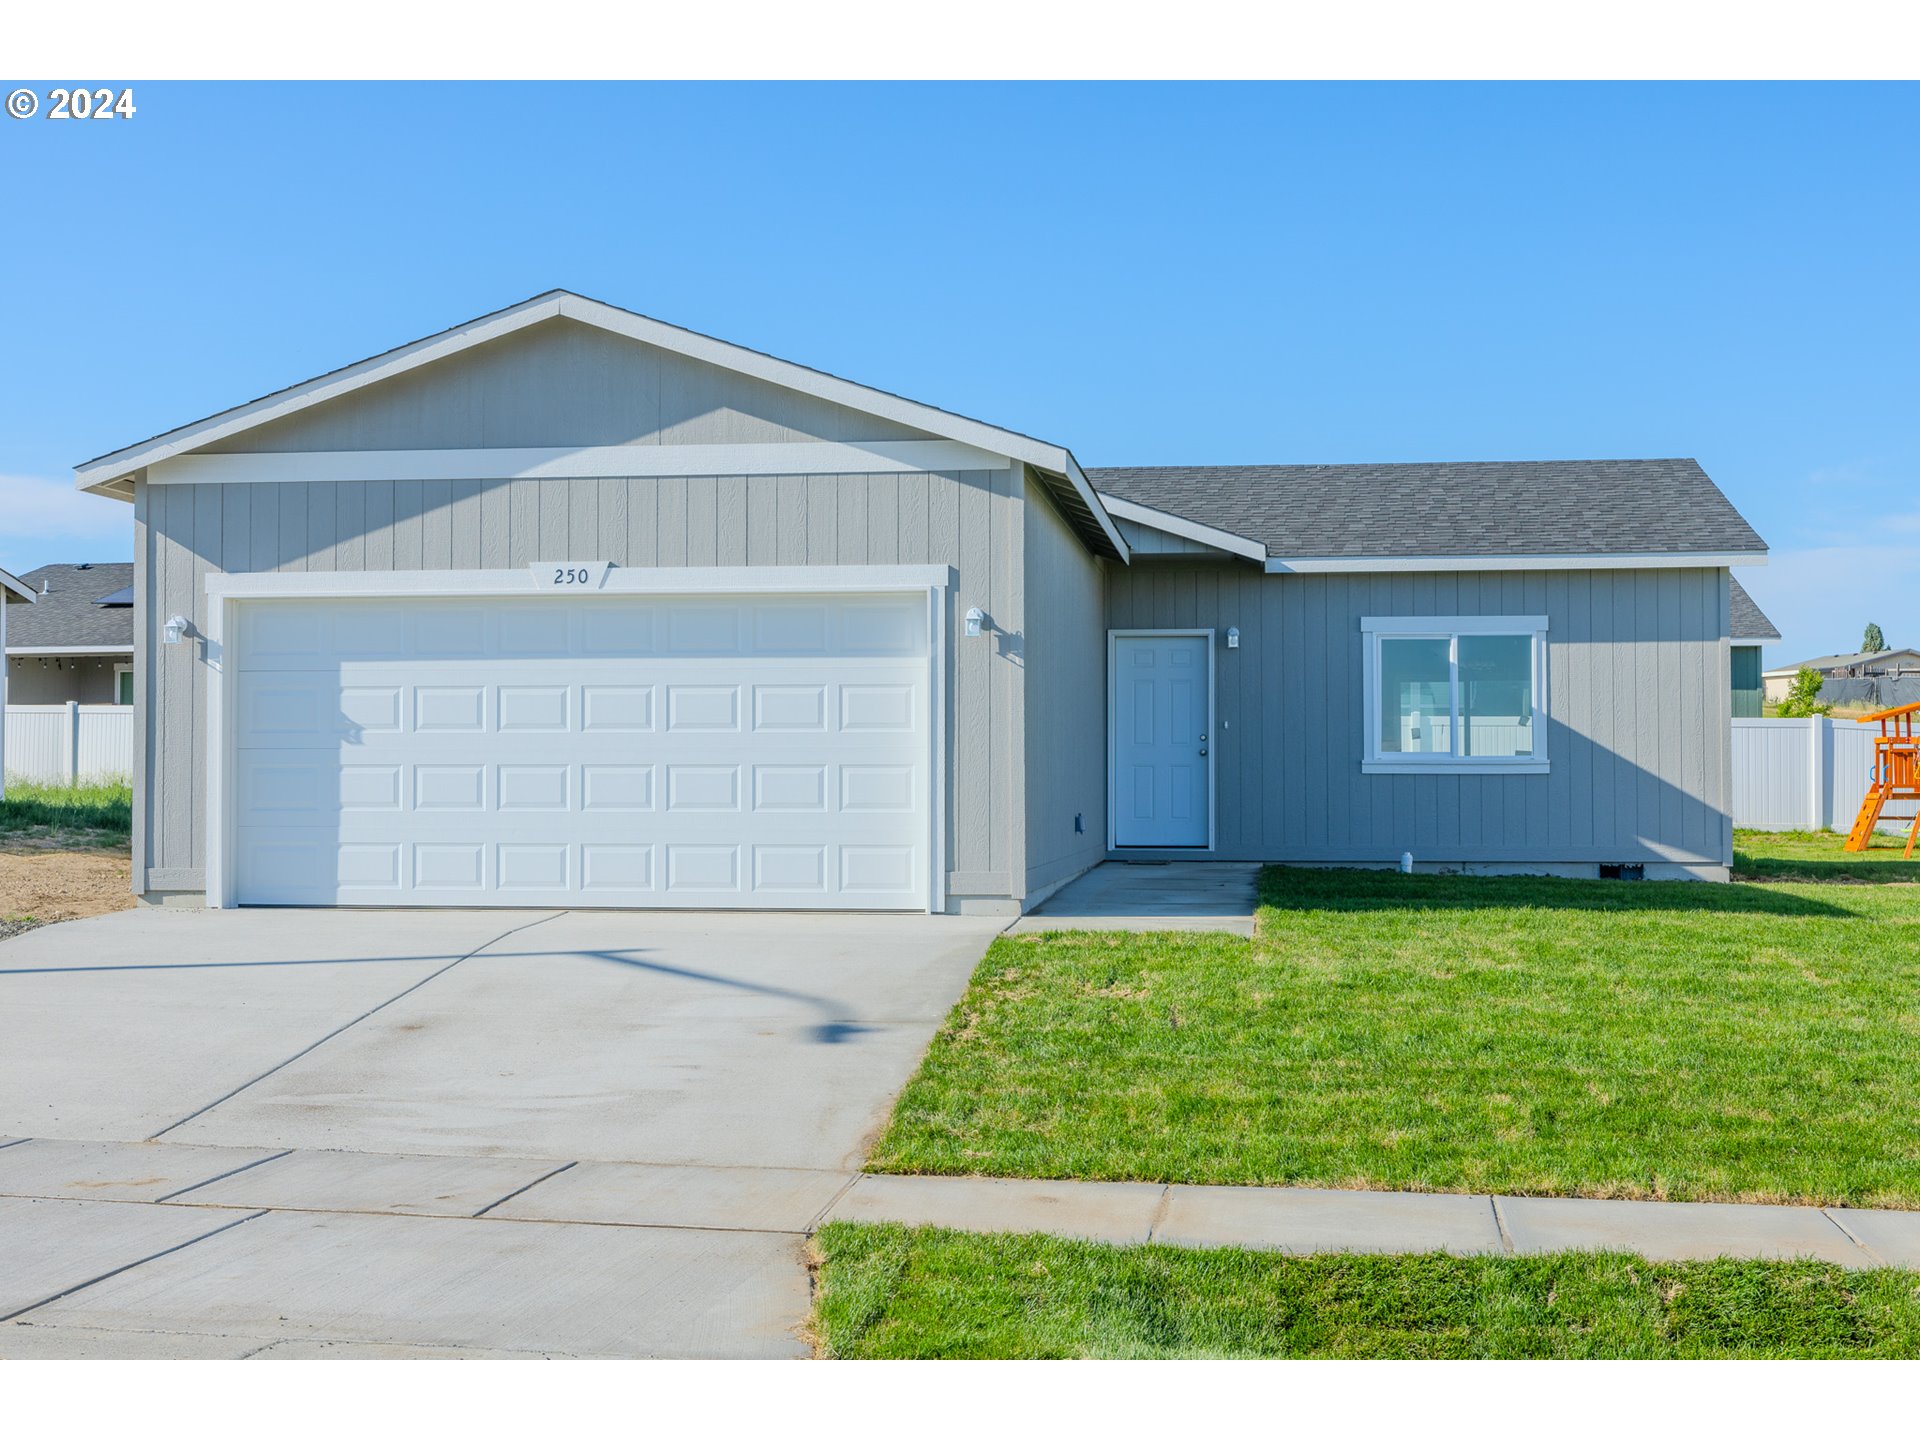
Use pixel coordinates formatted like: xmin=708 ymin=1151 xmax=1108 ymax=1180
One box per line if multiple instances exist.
xmin=0 ymin=906 xmax=1002 ymax=1358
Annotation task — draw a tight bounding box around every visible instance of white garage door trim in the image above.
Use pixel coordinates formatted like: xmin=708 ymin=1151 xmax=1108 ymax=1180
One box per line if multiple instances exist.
xmin=204 ymin=564 xmax=952 ymax=912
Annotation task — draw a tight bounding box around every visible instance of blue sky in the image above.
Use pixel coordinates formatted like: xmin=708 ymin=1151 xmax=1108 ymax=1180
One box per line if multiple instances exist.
xmin=2 ymin=82 xmax=1914 ymax=663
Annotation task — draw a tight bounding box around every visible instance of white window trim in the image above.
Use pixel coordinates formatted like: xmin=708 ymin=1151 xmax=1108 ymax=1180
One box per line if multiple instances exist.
xmin=201 ymin=564 xmax=951 ymax=913
xmin=1360 ymin=615 xmax=1549 ymax=775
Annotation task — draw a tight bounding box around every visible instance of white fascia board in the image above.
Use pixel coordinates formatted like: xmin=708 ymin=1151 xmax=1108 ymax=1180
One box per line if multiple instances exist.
xmin=1270 ymin=551 xmax=1767 ymax=574
xmin=1096 ymin=494 xmax=1266 ymax=562
xmin=1730 ymin=634 xmax=1777 ymax=645
xmin=0 ymin=568 xmax=36 ymax=603
xmin=1060 ymin=455 xmax=1131 ymax=563
xmin=75 ymin=295 xmax=568 ymax=493
xmin=207 ymin=564 xmax=954 ymax=602
xmin=76 ymin=289 xmax=1086 ymax=500
xmin=556 ymin=295 xmax=1075 ymax=476
xmin=148 ymin=440 xmax=1010 ymax=487
xmin=8 ymin=644 xmax=134 ymax=656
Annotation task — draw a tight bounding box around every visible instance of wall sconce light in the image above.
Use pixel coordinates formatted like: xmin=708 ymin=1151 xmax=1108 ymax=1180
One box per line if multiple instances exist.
xmin=964 ymin=607 xmax=987 ymax=638
xmin=163 ymin=614 xmax=190 ymax=645
xmin=1226 ymin=627 xmax=1240 ymax=649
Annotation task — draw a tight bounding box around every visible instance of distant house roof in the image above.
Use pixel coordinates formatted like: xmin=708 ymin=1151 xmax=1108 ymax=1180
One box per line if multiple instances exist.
xmin=5 ymin=563 xmax=134 ymax=650
xmin=0 ymin=566 xmax=33 ymax=604
xmin=1090 ymin=458 xmax=1766 ymax=565
xmin=1729 ymin=578 xmax=1780 ymax=643
xmin=1764 ymin=647 xmax=1920 ymax=678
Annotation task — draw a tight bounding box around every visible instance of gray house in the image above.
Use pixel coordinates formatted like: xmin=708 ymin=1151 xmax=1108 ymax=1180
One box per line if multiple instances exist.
xmin=4 ymin=563 xmax=136 ymax=705
xmin=74 ymin=292 xmax=1768 ymax=911
xmin=0 ymin=565 xmax=38 ymax=795
xmin=1728 ymin=577 xmax=1779 ymax=717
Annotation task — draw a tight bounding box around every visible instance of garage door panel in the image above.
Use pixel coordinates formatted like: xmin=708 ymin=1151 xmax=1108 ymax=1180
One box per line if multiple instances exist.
xmin=498 ymin=686 xmax=570 ymax=733
xmin=231 ymin=592 xmax=931 ymax=910
xmin=665 ymin=685 xmax=740 ymax=732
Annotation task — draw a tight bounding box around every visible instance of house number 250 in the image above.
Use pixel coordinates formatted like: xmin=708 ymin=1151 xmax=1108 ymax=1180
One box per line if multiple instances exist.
xmin=529 ymin=560 xmax=610 ymax=590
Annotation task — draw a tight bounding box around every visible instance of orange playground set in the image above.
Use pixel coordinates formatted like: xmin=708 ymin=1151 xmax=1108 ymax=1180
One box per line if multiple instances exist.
xmin=1845 ymin=701 xmax=1920 ymax=857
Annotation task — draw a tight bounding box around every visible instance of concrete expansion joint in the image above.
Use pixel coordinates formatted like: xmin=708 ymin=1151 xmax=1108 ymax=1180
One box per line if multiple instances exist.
xmin=1489 ymin=1195 xmax=1516 ymax=1254
xmin=156 ymin=1149 xmax=295 ymax=1204
xmin=0 ymin=1208 xmax=268 ymax=1324
xmin=145 ymin=910 xmax=567 ymax=1141
xmin=470 ymin=1161 xmax=578 ymax=1218
xmin=1145 ymin=1184 xmax=1174 ymax=1242
xmin=1821 ymin=1208 xmax=1887 ymax=1266
xmin=807 ymin=1172 xmax=866 ymax=1232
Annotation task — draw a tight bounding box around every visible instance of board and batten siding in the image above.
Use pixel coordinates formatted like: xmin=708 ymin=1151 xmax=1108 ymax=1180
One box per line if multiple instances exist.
xmin=1105 ymin=560 xmax=1732 ymax=866
xmin=1112 ymin=515 xmax=1234 ymax=557
xmin=196 ymin=318 xmax=935 ymax=454
xmin=136 ymin=467 xmax=1029 ymax=906
xmin=1023 ymin=483 xmax=1109 ymax=898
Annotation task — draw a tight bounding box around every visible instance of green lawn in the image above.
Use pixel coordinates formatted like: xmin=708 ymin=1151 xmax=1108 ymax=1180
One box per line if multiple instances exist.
xmin=812 ymin=1223 xmax=1920 ymax=1358
xmin=869 ymin=867 xmax=1920 ymax=1206
xmin=1735 ymin=828 xmax=1919 ymax=883
xmin=0 ymin=779 xmax=132 ymax=848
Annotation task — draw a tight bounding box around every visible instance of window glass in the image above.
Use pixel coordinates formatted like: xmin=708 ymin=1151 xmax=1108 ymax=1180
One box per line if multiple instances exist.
xmin=1379 ymin=636 xmax=1452 ymax=754
xmin=1459 ymin=634 xmax=1533 ymax=756
xmin=116 ymin=669 xmax=133 ymax=705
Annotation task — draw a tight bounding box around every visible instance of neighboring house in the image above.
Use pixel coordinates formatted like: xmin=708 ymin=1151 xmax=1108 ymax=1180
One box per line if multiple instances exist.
xmin=4 ymin=563 xmax=136 ymax=705
xmin=1729 ymin=577 xmax=1780 ymax=717
xmin=0 ymin=565 xmax=38 ymax=795
xmin=73 ymin=292 xmax=1768 ymax=910
xmin=1763 ymin=647 xmax=1920 ymax=706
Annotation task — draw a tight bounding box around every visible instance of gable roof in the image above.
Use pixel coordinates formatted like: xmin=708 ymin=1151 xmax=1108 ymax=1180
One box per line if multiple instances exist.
xmin=0 ymin=566 xmax=33 ymax=605
xmin=5 ymin=563 xmax=135 ymax=649
xmin=1090 ymin=458 xmax=1766 ymax=569
xmin=73 ymin=290 xmax=1128 ymax=562
xmin=1728 ymin=578 xmax=1780 ymax=643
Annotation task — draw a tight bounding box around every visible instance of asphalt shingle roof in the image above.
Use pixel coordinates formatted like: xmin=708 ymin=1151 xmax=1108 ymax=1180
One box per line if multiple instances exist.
xmin=1728 ymin=578 xmax=1779 ymax=641
xmin=6 ymin=563 xmax=134 ymax=649
xmin=1090 ymin=458 xmax=1766 ymax=560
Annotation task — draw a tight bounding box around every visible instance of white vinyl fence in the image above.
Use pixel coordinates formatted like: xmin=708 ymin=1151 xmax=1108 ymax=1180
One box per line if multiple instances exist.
xmin=1732 ymin=716 xmax=1907 ymax=832
xmin=2 ymin=702 xmax=135 ymax=786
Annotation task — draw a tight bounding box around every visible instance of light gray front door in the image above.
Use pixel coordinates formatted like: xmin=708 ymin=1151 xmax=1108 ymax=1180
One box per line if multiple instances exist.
xmin=1112 ymin=633 xmax=1210 ymax=847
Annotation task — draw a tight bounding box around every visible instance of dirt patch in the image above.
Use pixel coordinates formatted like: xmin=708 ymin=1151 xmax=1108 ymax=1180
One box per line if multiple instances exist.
xmin=0 ymin=847 xmax=137 ymax=928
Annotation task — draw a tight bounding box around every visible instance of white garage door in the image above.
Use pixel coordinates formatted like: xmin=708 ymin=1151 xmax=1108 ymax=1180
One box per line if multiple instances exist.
xmin=230 ymin=591 xmax=933 ymax=910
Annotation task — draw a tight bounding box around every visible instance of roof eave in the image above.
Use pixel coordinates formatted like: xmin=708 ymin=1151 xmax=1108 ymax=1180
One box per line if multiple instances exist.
xmin=1097 ymin=492 xmax=1265 ymax=562
xmin=70 ymin=291 xmax=1128 ymax=563
xmin=1264 ymin=550 xmax=1767 ymax=574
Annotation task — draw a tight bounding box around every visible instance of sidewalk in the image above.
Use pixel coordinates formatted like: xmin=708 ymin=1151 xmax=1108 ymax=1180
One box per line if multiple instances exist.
xmin=8 ymin=1134 xmax=1920 ymax=1359
xmin=824 ymin=1172 xmax=1920 ymax=1269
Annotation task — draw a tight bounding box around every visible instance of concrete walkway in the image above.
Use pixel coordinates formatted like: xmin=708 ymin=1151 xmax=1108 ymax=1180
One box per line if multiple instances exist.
xmin=1008 ymin=861 xmax=1261 ymax=935
xmin=824 ymin=1172 xmax=1920 ymax=1270
xmin=6 ymin=1137 xmax=1919 ymax=1359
